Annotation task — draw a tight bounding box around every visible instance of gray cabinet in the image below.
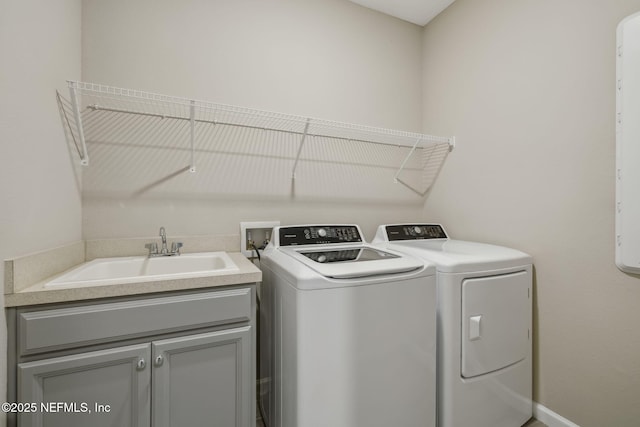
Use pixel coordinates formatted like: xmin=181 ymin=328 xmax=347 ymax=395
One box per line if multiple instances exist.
xmin=18 ymin=344 xmax=151 ymax=427
xmin=7 ymin=286 xmax=256 ymax=427
xmin=152 ymin=327 xmax=252 ymax=427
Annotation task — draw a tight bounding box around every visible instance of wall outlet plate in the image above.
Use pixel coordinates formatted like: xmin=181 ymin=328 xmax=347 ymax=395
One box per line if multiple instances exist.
xmin=240 ymin=221 xmax=280 ymax=257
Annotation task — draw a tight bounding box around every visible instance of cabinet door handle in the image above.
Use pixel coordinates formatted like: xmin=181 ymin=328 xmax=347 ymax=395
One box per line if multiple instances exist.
xmin=137 ymin=358 xmax=146 ymax=370
xmin=154 ymin=355 xmax=164 ymax=367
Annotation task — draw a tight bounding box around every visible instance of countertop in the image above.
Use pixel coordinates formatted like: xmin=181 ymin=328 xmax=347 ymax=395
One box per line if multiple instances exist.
xmin=5 ymin=252 xmax=261 ymax=307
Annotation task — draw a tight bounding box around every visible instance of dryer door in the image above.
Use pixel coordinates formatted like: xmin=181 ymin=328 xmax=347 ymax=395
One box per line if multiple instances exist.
xmin=461 ymin=270 xmax=530 ymax=378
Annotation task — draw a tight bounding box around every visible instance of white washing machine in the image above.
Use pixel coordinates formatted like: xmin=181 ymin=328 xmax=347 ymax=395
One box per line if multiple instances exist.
xmin=258 ymin=225 xmax=437 ymax=427
xmin=372 ymin=224 xmax=533 ymax=427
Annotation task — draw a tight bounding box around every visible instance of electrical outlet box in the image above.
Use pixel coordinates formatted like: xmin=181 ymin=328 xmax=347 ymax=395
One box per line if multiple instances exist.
xmin=240 ymin=221 xmax=280 ymax=257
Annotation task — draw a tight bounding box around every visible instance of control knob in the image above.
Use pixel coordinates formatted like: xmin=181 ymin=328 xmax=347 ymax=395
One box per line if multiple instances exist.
xmin=317 ymin=228 xmax=327 ymax=237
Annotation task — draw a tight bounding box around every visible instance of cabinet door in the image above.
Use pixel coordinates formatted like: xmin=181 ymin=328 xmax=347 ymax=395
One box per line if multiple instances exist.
xmin=18 ymin=343 xmax=151 ymax=427
xmin=152 ymin=327 xmax=252 ymax=427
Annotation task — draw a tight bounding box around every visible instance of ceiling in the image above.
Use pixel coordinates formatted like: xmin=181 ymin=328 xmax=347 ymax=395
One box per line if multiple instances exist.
xmin=347 ymin=0 xmax=456 ymax=26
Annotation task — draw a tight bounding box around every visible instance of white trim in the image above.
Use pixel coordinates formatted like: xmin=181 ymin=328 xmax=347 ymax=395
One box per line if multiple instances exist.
xmin=533 ymin=403 xmax=581 ymax=427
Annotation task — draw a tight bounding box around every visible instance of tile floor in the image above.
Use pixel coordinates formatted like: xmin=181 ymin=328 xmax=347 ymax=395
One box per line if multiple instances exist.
xmin=256 ymin=417 xmax=547 ymax=427
xmin=255 ymin=397 xmax=547 ymax=427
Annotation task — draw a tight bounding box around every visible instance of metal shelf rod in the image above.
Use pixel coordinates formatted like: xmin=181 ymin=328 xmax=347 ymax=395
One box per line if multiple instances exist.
xmin=394 ymin=137 xmax=422 ymax=183
xmin=292 ymin=118 xmax=311 ymax=180
xmin=85 ymin=105 xmax=448 ymax=150
xmin=69 ymin=84 xmax=89 ymax=166
xmin=189 ymin=100 xmax=196 ymax=173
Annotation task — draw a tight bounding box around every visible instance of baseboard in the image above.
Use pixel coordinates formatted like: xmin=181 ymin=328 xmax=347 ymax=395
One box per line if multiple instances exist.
xmin=533 ymin=403 xmax=581 ymax=427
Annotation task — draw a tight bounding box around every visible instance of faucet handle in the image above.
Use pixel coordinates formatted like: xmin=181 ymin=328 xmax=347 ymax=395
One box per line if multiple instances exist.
xmin=171 ymin=242 xmax=183 ymax=255
xmin=145 ymin=242 xmax=158 ymax=255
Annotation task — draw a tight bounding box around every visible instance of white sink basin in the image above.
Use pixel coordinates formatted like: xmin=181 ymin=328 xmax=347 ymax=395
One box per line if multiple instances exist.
xmin=45 ymin=252 xmax=238 ymax=288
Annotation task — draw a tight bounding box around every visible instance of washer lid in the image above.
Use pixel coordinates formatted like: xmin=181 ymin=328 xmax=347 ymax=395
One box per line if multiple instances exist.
xmin=283 ymin=246 xmax=424 ymax=279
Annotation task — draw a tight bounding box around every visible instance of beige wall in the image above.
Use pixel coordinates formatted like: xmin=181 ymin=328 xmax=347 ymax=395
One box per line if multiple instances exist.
xmin=421 ymin=1 xmax=640 ymax=425
xmin=80 ymin=0 xmax=427 ymax=241
xmin=6 ymin=1 xmax=640 ymax=425
xmin=0 ymin=0 xmax=83 ymax=422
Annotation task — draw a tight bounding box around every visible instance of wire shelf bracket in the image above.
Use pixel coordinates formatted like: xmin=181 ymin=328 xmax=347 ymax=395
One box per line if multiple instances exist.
xmin=291 ymin=118 xmax=311 ymax=180
xmin=189 ymin=100 xmax=196 ymax=173
xmin=68 ymin=82 xmax=89 ymax=166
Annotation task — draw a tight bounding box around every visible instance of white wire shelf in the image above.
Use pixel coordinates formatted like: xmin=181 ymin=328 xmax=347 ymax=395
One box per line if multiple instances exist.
xmin=60 ymin=80 xmax=454 ymax=195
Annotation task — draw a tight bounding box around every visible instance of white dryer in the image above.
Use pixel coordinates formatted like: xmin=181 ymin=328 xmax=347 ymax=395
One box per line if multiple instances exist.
xmin=259 ymin=225 xmax=437 ymax=427
xmin=372 ymin=224 xmax=533 ymax=427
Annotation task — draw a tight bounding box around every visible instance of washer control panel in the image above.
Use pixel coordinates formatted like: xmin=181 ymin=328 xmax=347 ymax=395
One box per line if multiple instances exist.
xmin=279 ymin=226 xmax=362 ymax=246
xmin=385 ymin=224 xmax=448 ymax=241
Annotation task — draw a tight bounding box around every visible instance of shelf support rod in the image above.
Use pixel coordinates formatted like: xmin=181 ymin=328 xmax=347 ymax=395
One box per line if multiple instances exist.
xmin=291 ymin=118 xmax=311 ymax=180
xmin=68 ymin=82 xmax=89 ymax=166
xmin=189 ymin=100 xmax=196 ymax=173
xmin=84 ymin=105 xmax=446 ymax=150
xmin=394 ymin=137 xmax=423 ymax=183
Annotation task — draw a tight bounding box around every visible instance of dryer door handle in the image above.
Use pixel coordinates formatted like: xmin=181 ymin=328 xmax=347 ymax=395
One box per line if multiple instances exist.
xmin=469 ymin=315 xmax=482 ymax=341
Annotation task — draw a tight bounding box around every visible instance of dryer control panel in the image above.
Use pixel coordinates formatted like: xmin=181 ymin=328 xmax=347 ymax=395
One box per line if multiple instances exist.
xmin=279 ymin=226 xmax=362 ymax=246
xmin=385 ymin=224 xmax=448 ymax=241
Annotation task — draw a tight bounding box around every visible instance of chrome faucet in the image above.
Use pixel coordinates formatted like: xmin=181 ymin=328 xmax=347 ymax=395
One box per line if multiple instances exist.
xmin=145 ymin=227 xmax=183 ymax=257
xmin=159 ymin=227 xmax=168 ymax=254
